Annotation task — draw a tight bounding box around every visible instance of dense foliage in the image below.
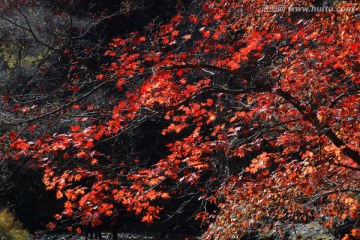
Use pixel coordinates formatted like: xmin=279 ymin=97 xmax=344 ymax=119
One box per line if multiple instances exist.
xmin=1 ymin=0 xmax=359 ymax=239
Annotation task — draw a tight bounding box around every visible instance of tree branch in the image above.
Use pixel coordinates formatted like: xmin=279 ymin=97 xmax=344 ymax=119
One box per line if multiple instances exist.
xmin=3 ymin=0 xmax=56 ymax=50
xmin=275 ymin=89 xmax=360 ymax=166
xmin=2 ymin=82 xmax=106 ymax=125
xmin=163 ymin=63 xmax=360 ymax=166
xmin=164 ymin=63 xmax=251 ymax=80
xmin=329 ymin=90 xmax=360 ymax=108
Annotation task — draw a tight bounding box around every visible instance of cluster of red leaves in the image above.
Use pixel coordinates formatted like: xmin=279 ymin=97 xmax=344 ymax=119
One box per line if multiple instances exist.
xmin=3 ymin=0 xmax=360 ymax=237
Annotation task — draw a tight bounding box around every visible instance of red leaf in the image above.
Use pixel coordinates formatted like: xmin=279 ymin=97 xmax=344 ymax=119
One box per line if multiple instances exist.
xmin=71 ymin=125 xmax=81 ymax=131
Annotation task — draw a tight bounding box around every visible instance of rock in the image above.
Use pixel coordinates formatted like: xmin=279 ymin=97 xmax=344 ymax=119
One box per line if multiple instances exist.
xmin=285 ymin=221 xmax=336 ymax=240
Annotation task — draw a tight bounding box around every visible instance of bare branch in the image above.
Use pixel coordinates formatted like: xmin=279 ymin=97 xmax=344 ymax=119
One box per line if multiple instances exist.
xmin=2 ymin=82 xmax=106 ymax=125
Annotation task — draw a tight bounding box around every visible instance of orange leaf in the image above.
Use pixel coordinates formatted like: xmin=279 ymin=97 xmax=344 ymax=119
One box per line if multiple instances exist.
xmin=76 ymin=227 xmax=82 ymax=234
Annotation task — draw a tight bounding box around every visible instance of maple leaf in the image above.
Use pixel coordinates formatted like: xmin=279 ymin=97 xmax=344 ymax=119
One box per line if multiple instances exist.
xmin=47 ymin=222 xmax=56 ymax=229
xmin=227 ymin=60 xmax=239 ymax=70
xmin=29 ymin=125 xmax=37 ymax=131
xmin=10 ymin=139 xmax=30 ymax=151
xmin=76 ymin=227 xmax=82 ymax=234
xmin=56 ymin=191 xmax=63 ymax=199
xmin=71 ymin=125 xmax=81 ymax=131
xmin=189 ymin=15 xmax=198 ymax=23
xmin=146 ymin=190 xmax=158 ymax=201
xmin=96 ymin=74 xmax=105 ymax=80
xmin=186 ymin=84 xmax=198 ymax=92
xmin=161 ymin=193 xmax=170 ymax=199
xmin=206 ymin=99 xmax=214 ymax=106
xmin=116 ymin=79 xmax=126 ymax=90
xmin=141 ymin=214 xmax=153 ymax=224
xmin=245 ymin=153 xmax=271 ymax=174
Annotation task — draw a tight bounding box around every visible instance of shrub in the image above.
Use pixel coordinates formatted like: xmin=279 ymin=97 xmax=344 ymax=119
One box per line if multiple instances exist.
xmin=0 ymin=209 xmax=31 ymax=240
